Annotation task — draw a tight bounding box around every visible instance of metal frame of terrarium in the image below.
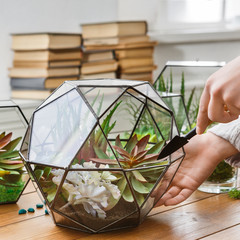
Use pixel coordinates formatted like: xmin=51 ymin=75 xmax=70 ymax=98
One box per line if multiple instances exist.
xmin=19 ymin=79 xmax=186 ymax=233
xmin=0 ymin=100 xmax=29 ymax=204
xmin=153 ymin=60 xmax=226 ymax=133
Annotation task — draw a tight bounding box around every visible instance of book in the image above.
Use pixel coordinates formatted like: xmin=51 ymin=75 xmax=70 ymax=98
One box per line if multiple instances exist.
xmin=13 ymin=60 xmax=81 ymax=68
xmin=83 ymin=35 xmax=149 ymax=46
xmin=121 ymin=65 xmax=157 ymax=74
xmin=120 ymin=72 xmax=153 ymax=82
xmin=11 ymin=76 xmax=79 ymax=90
xmin=115 ymin=47 xmax=153 ymax=59
xmin=82 ymin=21 xmax=147 ymax=39
xmin=80 ymin=72 xmax=116 ymax=79
xmin=13 ymin=49 xmax=82 ymax=61
xmin=82 ymin=50 xmax=114 ymax=62
xmin=9 ymin=67 xmax=80 ymax=78
xmin=118 ymin=57 xmax=154 ymax=70
xmin=83 ymin=41 xmax=158 ymax=51
xmin=11 ymin=33 xmax=82 ymax=50
xmin=11 ymin=89 xmax=53 ymax=100
xmin=81 ymin=60 xmax=118 ymax=75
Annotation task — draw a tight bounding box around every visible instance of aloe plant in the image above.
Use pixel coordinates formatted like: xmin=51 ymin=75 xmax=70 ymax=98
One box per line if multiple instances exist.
xmin=156 ymin=70 xmax=197 ymax=132
xmin=90 ymin=134 xmax=167 ymax=206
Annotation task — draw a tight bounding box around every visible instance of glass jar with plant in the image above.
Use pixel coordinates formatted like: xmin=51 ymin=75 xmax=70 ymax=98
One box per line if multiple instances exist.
xmin=20 ymin=79 xmax=185 ymax=233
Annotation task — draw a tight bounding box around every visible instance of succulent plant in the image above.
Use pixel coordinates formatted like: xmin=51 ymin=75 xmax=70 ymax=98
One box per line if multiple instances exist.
xmin=90 ymin=134 xmax=167 ymax=206
xmin=0 ymin=132 xmax=23 ymax=185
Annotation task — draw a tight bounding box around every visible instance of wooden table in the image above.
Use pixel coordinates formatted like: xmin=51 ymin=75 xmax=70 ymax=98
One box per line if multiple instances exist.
xmin=1 ymin=181 xmax=240 ymax=240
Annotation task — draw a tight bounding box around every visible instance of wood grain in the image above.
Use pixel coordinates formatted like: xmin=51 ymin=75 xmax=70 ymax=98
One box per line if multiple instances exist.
xmin=0 ymin=189 xmax=239 ymax=240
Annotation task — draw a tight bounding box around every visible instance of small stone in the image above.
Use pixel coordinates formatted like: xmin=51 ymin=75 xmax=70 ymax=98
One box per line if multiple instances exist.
xmin=45 ymin=209 xmax=49 ymax=215
xmin=36 ymin=203 xmax=44 ymax=208
xmin=28 ymin=208 xmax=35 ymax=213
xmin=18 ymin=209 xmax=27 ymax=214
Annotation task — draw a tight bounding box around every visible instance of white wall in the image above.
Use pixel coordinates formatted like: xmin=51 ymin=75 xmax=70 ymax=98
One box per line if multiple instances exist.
xmin=0 ymin=0 xmax=118 ymax=100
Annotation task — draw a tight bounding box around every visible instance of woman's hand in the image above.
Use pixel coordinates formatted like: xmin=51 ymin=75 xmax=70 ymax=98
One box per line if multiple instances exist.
xmin=154 ymin=132 xmax=238 ymax=206
xmin=197 ymin=56 xmax=240 ymax=134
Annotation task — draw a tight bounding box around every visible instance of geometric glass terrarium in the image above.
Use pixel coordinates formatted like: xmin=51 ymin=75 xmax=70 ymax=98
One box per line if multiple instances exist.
xmin=20 ymin=79 xmax=185 ymax=233
xmin=0 ymin=100 xmax=29 ymax=204
xmin=154 ymin=61 xmax=225 ymax=133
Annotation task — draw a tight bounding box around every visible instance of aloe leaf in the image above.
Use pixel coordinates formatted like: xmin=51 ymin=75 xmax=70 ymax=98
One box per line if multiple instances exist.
xmin=131 ymin=176 xmax=149 ymax=194
xmin=0 ymin=150 xmax=20 ymax=159
xmin=125 ymin=134 xmax=138 ymax=153
xmin=43 ymin=167 xmax=52 ymax=178
xmin=0 ymin=163 xmax=23 ymax=170
xmin=136 ymin=135 xmax=150 ymax=153
xmin=115 ymin=135 xmax=123 ymax=148
xmin=89 ymin=158 xmax=117 ymax=165
xmin=0 ymin=159 xmax=22 ymax=164
xmin=122 ymin=184 xmax=134 ymax=202
xmin=0 ymin=132 xmax=5 ymax=140
xmin=132 ymin=170 xmax=147 ymax=183
xmin=147 ymin=140 xmax=165 ymax=154
xmin=0 ymin=169 xmax=10 ymax=177
xmin=186 ymin=87 xmax=196 ymax=114
xmin=93 ymin=145 xmax=110 ymax=159
xmin=34 ymin=169 xmax=44 ymax=181
xmin=112 ymin=145 xmax=130 ymax=158
xmin=2 ymin=137 xmax=22 ymax=153
xmin=135 ymin=191 xmax=145 ymax=206
xmin=0 ymin=132 xmax=12 ymax=149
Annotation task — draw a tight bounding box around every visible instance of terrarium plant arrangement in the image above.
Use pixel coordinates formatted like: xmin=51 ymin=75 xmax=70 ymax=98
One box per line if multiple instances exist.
xmin=0 ymin=100 xmax=29 ymax=204
xmin=0 ymin=132 xmax=25 ymax=203
xmin=20 ymin=79 xmax=185 ymax=233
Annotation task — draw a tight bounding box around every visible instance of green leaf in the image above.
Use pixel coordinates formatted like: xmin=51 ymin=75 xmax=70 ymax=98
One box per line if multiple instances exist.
xmin=135 ymin=191 xmax=145 ymax=206
xmin=131 ymin=176 xmax=149 ymax=194
xmin=93 ymin=146 xmax=110 ymax=159
xmin=0 ymin=163 xmax=23 ymax=170
xmin=147 ymin=140 xmax=165 ymax=154
xmin=132 ymin=170 xmax=147 ymax=182
xmin=0 ymin=150 xmax=20 ymax=159
xmin=2 ymin=137 xmax=22 ymax=153
xmin=43 ymin=167 xmax=52 ymax=179
xmin=34 ymin=169 xmax=44 ymax=181
xmin=122 ymin=184 xmax=134 ymax=202
xmin=125 ymin=134 xmax=138 ymax=153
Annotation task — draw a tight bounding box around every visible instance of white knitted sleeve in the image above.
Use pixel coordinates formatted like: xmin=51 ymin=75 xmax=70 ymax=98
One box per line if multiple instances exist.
xmin=208 ymin=117 xmax=240 ymax=167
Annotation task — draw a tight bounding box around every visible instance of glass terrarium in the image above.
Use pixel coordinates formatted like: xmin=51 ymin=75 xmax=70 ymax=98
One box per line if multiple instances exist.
xmin=154 ymin=60 xmax=225 ymax=131
xmin=0 ymin=100 xmax=29 ymax=204
xmin=154 ymin=61 xmax=238 ymax=193
xmin=20 ymin=79 xmax=185 ymax=233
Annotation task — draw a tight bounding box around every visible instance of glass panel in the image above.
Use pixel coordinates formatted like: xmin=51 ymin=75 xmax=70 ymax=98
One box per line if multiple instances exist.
xmin=37 ymin=82 xmax=75 ymax=109
xmin=29 ymin=163 xmax=62 ymax=205
xmin=161 ymin=93 xmax=190 ymax=133
xmin=20 ymin=125 xmax=31 ymax=160
xmin=134 ymin=83 xmax=169 ymax=109
xmin=29 ymin=89 xmax=97 ymax=168
xmin=52 ymin=211 xmax=89 ymax=232
xmin=125 ymin=165 xmax=168 ymax=208
xmin=70 ymin=124 xmax=120 ymax=169
xmin=53 ymin=169 xmax=138 ymax=232
xmin=147 ymin=99 xmax=172 ymax=141
xmin=78 ymin=86 xmax=125 ymax=117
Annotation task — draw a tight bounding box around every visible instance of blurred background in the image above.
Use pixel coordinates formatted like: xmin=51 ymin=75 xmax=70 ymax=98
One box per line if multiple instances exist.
xmin=1 ymin=0 xmax=240 ymax=99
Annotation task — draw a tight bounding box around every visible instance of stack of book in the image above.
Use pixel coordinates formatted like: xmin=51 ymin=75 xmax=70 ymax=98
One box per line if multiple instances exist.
xmin=80 ymin=50 xmax=117 ymax=79
xmin=81 ymin=21 xmax=157 ymax=83
xmin=10 ymin=33 xmax=82 ymax=99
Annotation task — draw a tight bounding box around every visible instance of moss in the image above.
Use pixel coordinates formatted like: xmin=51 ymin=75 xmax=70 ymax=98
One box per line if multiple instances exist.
xmin=0 ymin=181 xmax=25 ymax=203
xmin=207 ymin=160 xmax=235 ymax=183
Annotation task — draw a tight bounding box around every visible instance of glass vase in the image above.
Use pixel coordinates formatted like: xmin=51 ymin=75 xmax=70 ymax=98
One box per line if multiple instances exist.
xmin=198 ymin=160 xmax=238 ymax=194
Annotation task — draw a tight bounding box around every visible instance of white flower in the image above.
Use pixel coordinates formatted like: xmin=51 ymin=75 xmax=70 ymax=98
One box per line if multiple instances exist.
xmin=51 ymin=161 xmax=121 ymax=219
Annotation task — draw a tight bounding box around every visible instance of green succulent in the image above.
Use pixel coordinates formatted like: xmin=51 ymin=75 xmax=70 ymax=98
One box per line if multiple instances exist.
xmin=0 ymin=132 xmax=23 ymax=185
xmin=91 ymin=134 xmax=167 ymax=206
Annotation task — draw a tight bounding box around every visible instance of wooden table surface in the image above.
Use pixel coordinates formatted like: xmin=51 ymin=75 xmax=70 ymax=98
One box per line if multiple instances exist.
xmin=1 ymin=181 xmax=240 ymax=240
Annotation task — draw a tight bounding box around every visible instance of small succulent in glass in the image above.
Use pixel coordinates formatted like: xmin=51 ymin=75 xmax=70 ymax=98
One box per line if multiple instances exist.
xmin=0 ymin=132 xmax=25 ymax=203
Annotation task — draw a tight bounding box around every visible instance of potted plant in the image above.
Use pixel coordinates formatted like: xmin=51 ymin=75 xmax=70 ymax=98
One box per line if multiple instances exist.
xmin=20 ymin=79 xmax=185 ymax=233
